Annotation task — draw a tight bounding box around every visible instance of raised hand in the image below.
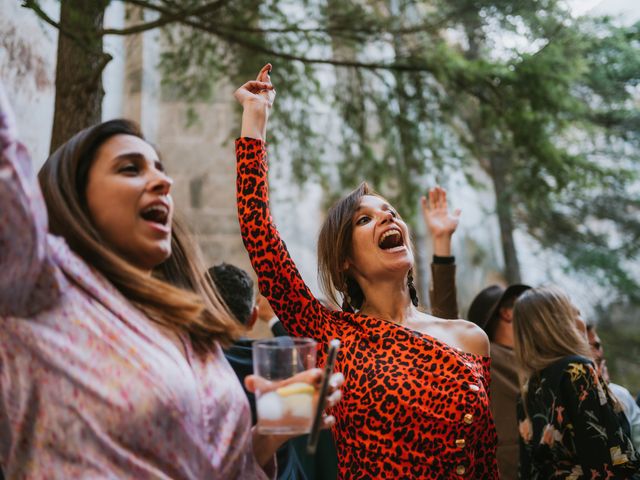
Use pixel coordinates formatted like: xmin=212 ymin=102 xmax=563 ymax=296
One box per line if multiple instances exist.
xmin=233 ymin=64 xmax=275 ymax=109
xmin=234 ymin=64 xmax=275 ymax=141
xmin=421 ymin=186 xmax=461 ymax=256
xmin=421 ymin=186 xmax=461 ymax=238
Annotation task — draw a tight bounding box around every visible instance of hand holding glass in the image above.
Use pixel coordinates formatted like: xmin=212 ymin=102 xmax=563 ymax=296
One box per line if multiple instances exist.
xmin=252 ymin=338 xmax=318 ymax=435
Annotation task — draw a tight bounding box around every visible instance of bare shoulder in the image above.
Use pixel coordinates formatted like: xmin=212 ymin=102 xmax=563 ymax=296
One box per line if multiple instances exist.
xmin=419 ymin=314 xmax=490 ymax=357
xmin=450 ymin=319 xmax=490 ymax=357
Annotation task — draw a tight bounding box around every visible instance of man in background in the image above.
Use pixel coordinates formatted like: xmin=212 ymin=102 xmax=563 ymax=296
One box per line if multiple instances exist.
xmin=587 ymin=324 xmax=640 ymax=450
xmin=209 ymin=263 xmax=308 ymax=480
xmin=467 ymin=284 xmax=531 ymax=480
xmin=209 ymin=263 xmax=338 ymax=480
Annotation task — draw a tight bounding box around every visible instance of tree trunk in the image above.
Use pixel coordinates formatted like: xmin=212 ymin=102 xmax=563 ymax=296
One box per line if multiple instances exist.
xmin=50 ymin=0 xmax=111 ymax=152
xmin=462 ymin=11 xmax=522 ymax=284
xmin=488 ymin=154 xmax=522 ymax=284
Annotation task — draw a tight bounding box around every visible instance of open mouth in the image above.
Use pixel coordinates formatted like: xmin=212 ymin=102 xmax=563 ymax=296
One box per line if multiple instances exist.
xmin=140 ymin=204 xmax=169 ymax=226
xmin=378 ymin=228 xmax=404 ymax=250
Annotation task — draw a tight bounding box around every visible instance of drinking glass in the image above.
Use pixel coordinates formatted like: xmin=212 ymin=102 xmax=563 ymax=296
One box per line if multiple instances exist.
xmin=253 ymin=337 xmax=318 ymax=435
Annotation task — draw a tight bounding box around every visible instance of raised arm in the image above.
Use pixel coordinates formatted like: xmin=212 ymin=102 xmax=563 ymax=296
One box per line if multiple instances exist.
xmin=234 ymin=65 xmax=334 ymax=343
xmin=421 ymin=186 xmax=460 ymax=319
xmin=0 ymin=83 xmax=60 ymax=317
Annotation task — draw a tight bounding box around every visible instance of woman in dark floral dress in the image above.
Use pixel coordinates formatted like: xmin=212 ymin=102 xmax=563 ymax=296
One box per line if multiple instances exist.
xmin=513 ymin=286 xmax=639 ymax=479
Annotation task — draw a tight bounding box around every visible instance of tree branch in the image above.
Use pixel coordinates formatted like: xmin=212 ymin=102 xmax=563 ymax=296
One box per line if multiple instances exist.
xmin=203 ymin=21 xmax=443 ymax=36
xmin=104 ymin=0 xmax=227 ymax=36
xmin=102 ymin=16 xmax=179 ymax=35
xmin=21 ymin=0 xmax=82 ymax=43
xmin=115 ymin=0 xmax=461 ymax=39
xmin=177 ymin=17 xmax=431 ymax=72
xmin=121 ymin=0 xmax=227 ymax=15
xmin=90 ymin=52 xmax=115 ymax=85
xmin=21 ymin=0 xmax=112 ymax=60
xmin=180 ymin=16 xmax=501 ymax=108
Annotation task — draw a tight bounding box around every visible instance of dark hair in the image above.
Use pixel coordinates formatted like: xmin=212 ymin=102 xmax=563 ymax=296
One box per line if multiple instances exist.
xmin=208 ymin=263 xmax=255 ymax=326
xmin=469 ymin=284 xmax=530 ymax=341
xmin=486 ymin=291 xmax=518 ymax=340
xmin=38 ymin=119 xmax=242 ymax=352
xmin=317 ymin=182 xmax=418 ymax=312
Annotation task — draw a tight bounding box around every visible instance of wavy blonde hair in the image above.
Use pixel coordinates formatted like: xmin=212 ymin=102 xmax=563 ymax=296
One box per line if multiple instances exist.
xmin=513 ymin=286 xmax=592 ymax=384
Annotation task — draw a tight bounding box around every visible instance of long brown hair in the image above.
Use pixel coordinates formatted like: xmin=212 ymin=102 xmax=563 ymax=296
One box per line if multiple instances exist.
xmin=38 ymin=119 xmax=242 ymax=352
xmin=513 ymin=286 xmax=592 ymax=383
xmin=317 ymin=182 xmax=418 ymax=312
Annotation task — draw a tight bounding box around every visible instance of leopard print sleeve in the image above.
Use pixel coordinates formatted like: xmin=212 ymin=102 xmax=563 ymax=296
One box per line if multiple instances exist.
xmin=236 ymin=138 xmax=334 ymax=343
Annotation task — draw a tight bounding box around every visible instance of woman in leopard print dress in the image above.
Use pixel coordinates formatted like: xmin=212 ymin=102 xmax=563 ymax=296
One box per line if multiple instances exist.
xmin=234 ymin=64 xmax=499 ymax=479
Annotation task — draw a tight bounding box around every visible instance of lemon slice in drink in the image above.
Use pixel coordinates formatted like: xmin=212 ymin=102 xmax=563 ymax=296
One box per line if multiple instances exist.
xmin=276 ymin=382 xmax=315 ymax=397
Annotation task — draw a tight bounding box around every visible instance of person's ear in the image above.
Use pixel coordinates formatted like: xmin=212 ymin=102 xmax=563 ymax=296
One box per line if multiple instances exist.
xmin=500 ymin=307 xmax=513 ymax=323
xmin=247 ymin=305 xmax=259 ymax=329
xmin=341 ymin=260 xmax=350 ymax=273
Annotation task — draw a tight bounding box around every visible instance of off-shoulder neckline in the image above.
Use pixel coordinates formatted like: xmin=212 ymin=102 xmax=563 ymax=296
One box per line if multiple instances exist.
xmin=353 ymin=312 xmax=491 ymax=361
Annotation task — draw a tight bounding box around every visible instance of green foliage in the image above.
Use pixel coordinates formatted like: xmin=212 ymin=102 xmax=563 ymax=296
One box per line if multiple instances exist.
xmin=598 ymin=310 xmax=640 ymax=395
xmin=25 ymin=0 xmax=640 ymax=303
xmin=157 ymin=0 xmax=329 ymax=185
xmin=156 ymin=0 xmax=640 ymax=301
xmin=506 ymin=18 xmax=640 ymax=301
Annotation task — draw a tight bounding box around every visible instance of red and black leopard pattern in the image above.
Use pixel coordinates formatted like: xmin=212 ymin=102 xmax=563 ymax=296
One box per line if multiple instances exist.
xmin=236 ymin=137 xmax=499 ymax=479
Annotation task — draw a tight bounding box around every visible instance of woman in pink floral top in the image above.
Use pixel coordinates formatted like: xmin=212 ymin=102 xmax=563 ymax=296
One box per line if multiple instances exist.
xmin=0 ymin=83 xmax=337 ymax=478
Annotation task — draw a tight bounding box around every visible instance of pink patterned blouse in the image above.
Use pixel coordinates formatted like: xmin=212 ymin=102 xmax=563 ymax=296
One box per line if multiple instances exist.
xmin=0 ymin=86 xmax=268 ymax=479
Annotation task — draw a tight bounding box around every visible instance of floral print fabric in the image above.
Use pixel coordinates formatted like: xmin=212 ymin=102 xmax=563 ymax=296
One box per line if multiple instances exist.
xmin=0 ymin=84 xmax=268 ymax=479
xmin=517 ymin=355 xmax=640 ymax=479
